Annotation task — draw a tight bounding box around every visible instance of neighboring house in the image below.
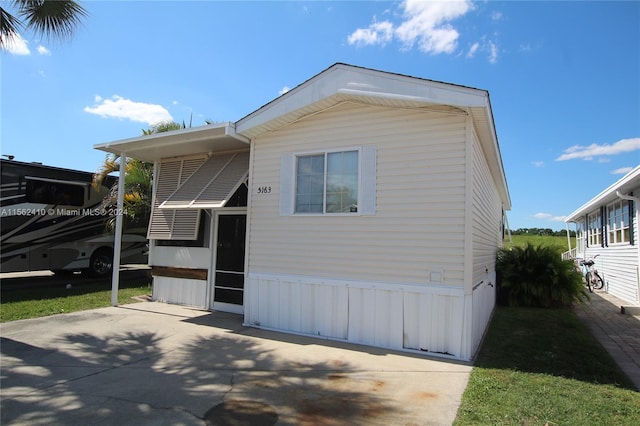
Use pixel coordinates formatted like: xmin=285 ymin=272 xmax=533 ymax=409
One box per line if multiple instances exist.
xmin=95 ymin=63 xmax=511 ymax=361
xmin=565 ymin=165 xmax=640 ymax=306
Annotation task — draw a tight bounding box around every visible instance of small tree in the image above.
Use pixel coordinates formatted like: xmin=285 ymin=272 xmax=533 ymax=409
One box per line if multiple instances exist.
xmin=496 ymin=243 xmax=588 ymax=308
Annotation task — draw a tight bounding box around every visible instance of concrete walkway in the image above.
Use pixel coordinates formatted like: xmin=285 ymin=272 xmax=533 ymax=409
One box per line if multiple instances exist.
xmin=0 ymin=302 xmax=471 ymax=426
xmin=573 ymin=290 xmax=640 ymax=390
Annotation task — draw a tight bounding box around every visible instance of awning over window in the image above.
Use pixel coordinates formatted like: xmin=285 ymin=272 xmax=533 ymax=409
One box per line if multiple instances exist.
xmin=160 ymin=151 xmax=249 ymax=209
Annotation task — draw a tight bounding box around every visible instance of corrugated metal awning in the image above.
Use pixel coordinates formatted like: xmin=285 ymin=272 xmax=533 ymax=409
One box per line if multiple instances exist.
xmin=159 ymin=151 xmax=249 ymax=209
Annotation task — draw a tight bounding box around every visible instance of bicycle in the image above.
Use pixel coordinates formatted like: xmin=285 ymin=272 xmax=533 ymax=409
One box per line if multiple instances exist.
xmin=579 ymin=255 xmax=604 ymax=293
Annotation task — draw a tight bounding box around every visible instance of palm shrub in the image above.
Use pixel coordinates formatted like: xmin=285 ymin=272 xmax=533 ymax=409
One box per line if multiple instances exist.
xmin=496 ymin=243 xmax=588 ymax=308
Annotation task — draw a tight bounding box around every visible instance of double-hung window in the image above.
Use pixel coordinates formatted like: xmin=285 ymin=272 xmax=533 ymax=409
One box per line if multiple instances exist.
xmin=607 ymin=200 xmax=631 ymax=244
xmin=587 ymin=211 xmax=601 ymax=246
xmin=295 ymin=150 xmax=359 ymax=214
xmin=280 ymin=146 xmax=376 ymax=216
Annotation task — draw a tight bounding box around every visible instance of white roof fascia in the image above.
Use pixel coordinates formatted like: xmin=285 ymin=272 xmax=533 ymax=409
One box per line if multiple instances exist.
xmin=236 ymin=63 xmax=488 ymax=137
xmin=565 ymin=165 xmax=640 ymax=223
xmin=93 ymin=122 xmax=250 ymax=162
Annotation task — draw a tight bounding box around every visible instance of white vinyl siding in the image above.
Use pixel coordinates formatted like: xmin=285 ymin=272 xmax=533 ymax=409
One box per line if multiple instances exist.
xmin=582 ymin=245 xmax=639 ymax=306
xmin=582 ymin=192 xmax=639 ymax=306
xmin=148 ymin=156 xmax=206 ymax=240
xmin=470 ymin=124 xmax=502 ymax=353
xmin=471 ymin=126 xmax=502 ymax=286
xmin=248 ymin=102 xmax=467 ymax=286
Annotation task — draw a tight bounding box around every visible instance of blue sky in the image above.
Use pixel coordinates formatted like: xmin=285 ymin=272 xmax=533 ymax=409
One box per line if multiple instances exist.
xmin=2 ymin=0 xmax=639 ymax=231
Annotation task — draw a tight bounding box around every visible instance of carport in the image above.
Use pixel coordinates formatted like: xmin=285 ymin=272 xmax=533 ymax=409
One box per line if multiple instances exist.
xmin=93 ymin=123 xmax=250 ymax=308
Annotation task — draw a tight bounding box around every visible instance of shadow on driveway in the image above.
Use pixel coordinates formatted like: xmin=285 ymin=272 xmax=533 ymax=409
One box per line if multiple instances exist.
xmin=1 ymin=303 xmax=469 ymax=425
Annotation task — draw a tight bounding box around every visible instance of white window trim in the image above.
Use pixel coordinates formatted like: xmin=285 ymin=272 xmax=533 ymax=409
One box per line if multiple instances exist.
xmin=587 ymin=211 xmax=601 ymax=247
xmin=280 ymin=145 xmax=376 ymax=216
xmin=607 ymin=200 xmax=630 ymax=245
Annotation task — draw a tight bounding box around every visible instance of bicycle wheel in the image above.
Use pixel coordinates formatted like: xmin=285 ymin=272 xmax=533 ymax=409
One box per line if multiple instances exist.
xmin=592 ymin=272 xmax=604 ymax=290
xmin=585 ymin=271 xmax=593 ymax=293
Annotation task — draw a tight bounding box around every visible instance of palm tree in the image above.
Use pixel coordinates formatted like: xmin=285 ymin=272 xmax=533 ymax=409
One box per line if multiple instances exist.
xmin=93 ymin=155 xmax=153 ymax=233
xmin=1 ymin=0 xmax=87 ymax=48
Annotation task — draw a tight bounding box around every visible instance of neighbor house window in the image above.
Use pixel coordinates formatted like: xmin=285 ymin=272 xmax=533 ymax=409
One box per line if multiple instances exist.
xmin=607 ymin=200 xmax=630 ymax=244
xmin=575 ymin=219 xmax=585 ymax=254
xmin=295 ymin=150 xmax=359 ymax=214
xmin=587 ymin=211 xmax=601 ymax=246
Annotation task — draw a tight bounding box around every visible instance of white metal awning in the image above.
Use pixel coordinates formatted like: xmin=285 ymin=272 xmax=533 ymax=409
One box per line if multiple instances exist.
xmin=159 ymin=151 xmax=249 ymax=209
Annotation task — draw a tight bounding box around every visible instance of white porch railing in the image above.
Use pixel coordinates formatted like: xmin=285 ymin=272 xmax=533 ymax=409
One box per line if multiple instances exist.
xmin=562 ymin=248 xmax=576 ymax=261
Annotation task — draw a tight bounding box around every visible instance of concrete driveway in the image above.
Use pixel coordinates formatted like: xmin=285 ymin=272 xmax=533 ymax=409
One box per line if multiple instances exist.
xmin=1 ymin=302 xmax=471 ymax=425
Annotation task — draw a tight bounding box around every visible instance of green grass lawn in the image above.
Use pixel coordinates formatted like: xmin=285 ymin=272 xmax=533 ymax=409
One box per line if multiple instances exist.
xmin=1 ymin=276 xmax=151 ymax=322
xmin=454 ymin=307 xmax=640 ymax=425
xmin=505 ymin=234 xmax=574 ymax=252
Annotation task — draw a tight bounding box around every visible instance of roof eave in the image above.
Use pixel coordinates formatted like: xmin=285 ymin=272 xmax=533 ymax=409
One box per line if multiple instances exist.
xmin=565 ymin=165 xmax=640 ymax=222
xmin=93 ymin=122 xmax=250 ymax=162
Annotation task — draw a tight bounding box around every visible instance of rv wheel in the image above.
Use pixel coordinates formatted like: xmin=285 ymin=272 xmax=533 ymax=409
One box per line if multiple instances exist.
xmin=88 ymin=248 xmax=113 ymax=278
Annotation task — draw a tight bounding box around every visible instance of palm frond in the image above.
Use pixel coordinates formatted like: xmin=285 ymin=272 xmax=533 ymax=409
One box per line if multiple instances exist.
xmin=0 ymin=7 xmax=24 ymax=47
xmin=92 ymin=153 xmax=120 ymax=190
xmin=17 ymin=0 xmax=87 ymax=42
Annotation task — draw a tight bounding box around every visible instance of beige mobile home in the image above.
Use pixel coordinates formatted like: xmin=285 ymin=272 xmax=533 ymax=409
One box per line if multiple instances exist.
xmin=95 ymin=63 xmax=511 ymax=361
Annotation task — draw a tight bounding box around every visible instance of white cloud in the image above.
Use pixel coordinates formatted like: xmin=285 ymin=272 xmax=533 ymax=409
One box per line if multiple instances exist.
xmin=611 ymin=167 xmax=634 ymax=175
xmin=37 ymin=45 xmax=51 ymax=55
xmin=488 ymin=40 xmax=498 ymax=63
xmin=3 ymin=33 xmax=30 ymax=55
xmin=533 ymin=212 xmax=566 ymax=222
xmin=84 ymin=95 xmax=172 ymax=125
xmin=556 ymin=137 xmax=640 ymax=161
xmin=466 ymin=38 xmax=498 ymax=63
xmin=348 ymin=20 xmax=394 ymax=47
xmin=532 ymin=161 xmax=544 ymax=168
xmin=348 ymin=0 xmax=473 ymax=55
xmin=279 ymin=86 xmax=291 ymax=96
xmin=491 ymin=11 xmax=503 ymax=21
xmin=519 ymin=43 xmax=533 ymax=52
xmin=466 ymin=42 xmax=479 ymax=58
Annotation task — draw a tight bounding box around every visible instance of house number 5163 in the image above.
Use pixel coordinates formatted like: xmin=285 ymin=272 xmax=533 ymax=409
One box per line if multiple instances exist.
xmin=257 ymin=186 xmax=272 ymax=194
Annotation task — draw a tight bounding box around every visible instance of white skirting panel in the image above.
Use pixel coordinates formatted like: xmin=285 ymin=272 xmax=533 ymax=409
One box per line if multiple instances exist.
xmin=245 ymin=273 xmax=469 ymax=360
xmin=153 ymin=276 xmax=208 ymax=309
xmin=403 ymin=291 xmax=464 ymax=356
xmin=471 ymin=281 xmax=496 ymax=357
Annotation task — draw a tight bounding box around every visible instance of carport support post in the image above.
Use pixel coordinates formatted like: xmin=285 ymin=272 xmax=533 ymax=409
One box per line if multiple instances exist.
xmin=111 ymin=152 xmax=127 ymax=306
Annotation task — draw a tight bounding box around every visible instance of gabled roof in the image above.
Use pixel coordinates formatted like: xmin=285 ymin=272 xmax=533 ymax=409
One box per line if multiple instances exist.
xmin=565 ymin=165 xmax=640 ymax=222
xmin=93 ymin=63 xmax=510 ymax=209
xmin=236 ymin=63 xmax=510 ymax=209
